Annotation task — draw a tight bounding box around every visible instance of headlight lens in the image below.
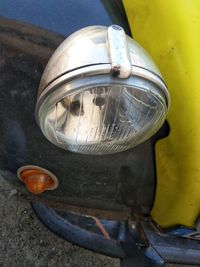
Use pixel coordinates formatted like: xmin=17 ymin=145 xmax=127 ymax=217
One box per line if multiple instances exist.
xmin=36 ymin=25 xmax=170 ymax=155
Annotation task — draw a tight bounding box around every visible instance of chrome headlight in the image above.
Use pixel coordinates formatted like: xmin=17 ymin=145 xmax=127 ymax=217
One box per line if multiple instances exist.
xmin=35 ymin=25 xmax=170 ymax=155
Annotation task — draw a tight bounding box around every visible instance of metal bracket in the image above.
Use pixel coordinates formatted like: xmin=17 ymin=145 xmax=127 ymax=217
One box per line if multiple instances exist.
xmin=107 ymin=25 xmax=132 ymax=78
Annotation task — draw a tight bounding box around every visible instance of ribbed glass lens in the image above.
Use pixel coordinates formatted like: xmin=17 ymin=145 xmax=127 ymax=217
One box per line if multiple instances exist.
xmin=44 ymin=85 xmax=166 ymax=154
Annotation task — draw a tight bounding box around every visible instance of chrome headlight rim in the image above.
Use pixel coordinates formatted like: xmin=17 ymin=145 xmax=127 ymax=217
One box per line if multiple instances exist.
xmin=35 ymin=65 xmax=169 ymax=152
xmin=36 ymin=64 xmax=170 ymax=118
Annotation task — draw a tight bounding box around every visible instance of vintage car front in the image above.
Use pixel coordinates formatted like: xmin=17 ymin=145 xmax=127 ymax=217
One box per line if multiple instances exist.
xmin=0 ymin=0 xmax=200 ymax=266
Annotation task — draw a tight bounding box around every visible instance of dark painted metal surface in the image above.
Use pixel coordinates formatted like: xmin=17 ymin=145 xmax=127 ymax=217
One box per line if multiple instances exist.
xmin=0 ymin=0 xmax=156 ymax=217
xmin=0 ymin=0 xmax=130 ymax=36
xmin=143 ymin=222 xmax=200 ymax=265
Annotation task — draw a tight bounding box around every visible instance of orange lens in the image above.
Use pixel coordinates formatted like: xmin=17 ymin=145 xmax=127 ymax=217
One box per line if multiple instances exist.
xmin=20 ymin=169 xmax=54 ymax=194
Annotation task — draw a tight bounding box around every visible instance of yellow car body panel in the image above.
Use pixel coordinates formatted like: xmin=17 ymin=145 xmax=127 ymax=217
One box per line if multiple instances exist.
xmin=123 ymin=0 xmax=200 ymax=228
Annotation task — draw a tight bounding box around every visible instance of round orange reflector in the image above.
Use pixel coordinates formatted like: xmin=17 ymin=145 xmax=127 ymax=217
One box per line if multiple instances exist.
xmin=17 ymin=166 xmax=58 ymax=195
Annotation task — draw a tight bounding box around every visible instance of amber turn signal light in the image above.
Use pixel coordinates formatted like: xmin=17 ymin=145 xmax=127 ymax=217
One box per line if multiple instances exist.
xmin=17 ymin=166 xmax=58 ymax=195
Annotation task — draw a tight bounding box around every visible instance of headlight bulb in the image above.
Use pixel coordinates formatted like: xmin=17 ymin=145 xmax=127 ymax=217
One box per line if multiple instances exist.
xmin=36 ymin=25 xmax=170 ymax=155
